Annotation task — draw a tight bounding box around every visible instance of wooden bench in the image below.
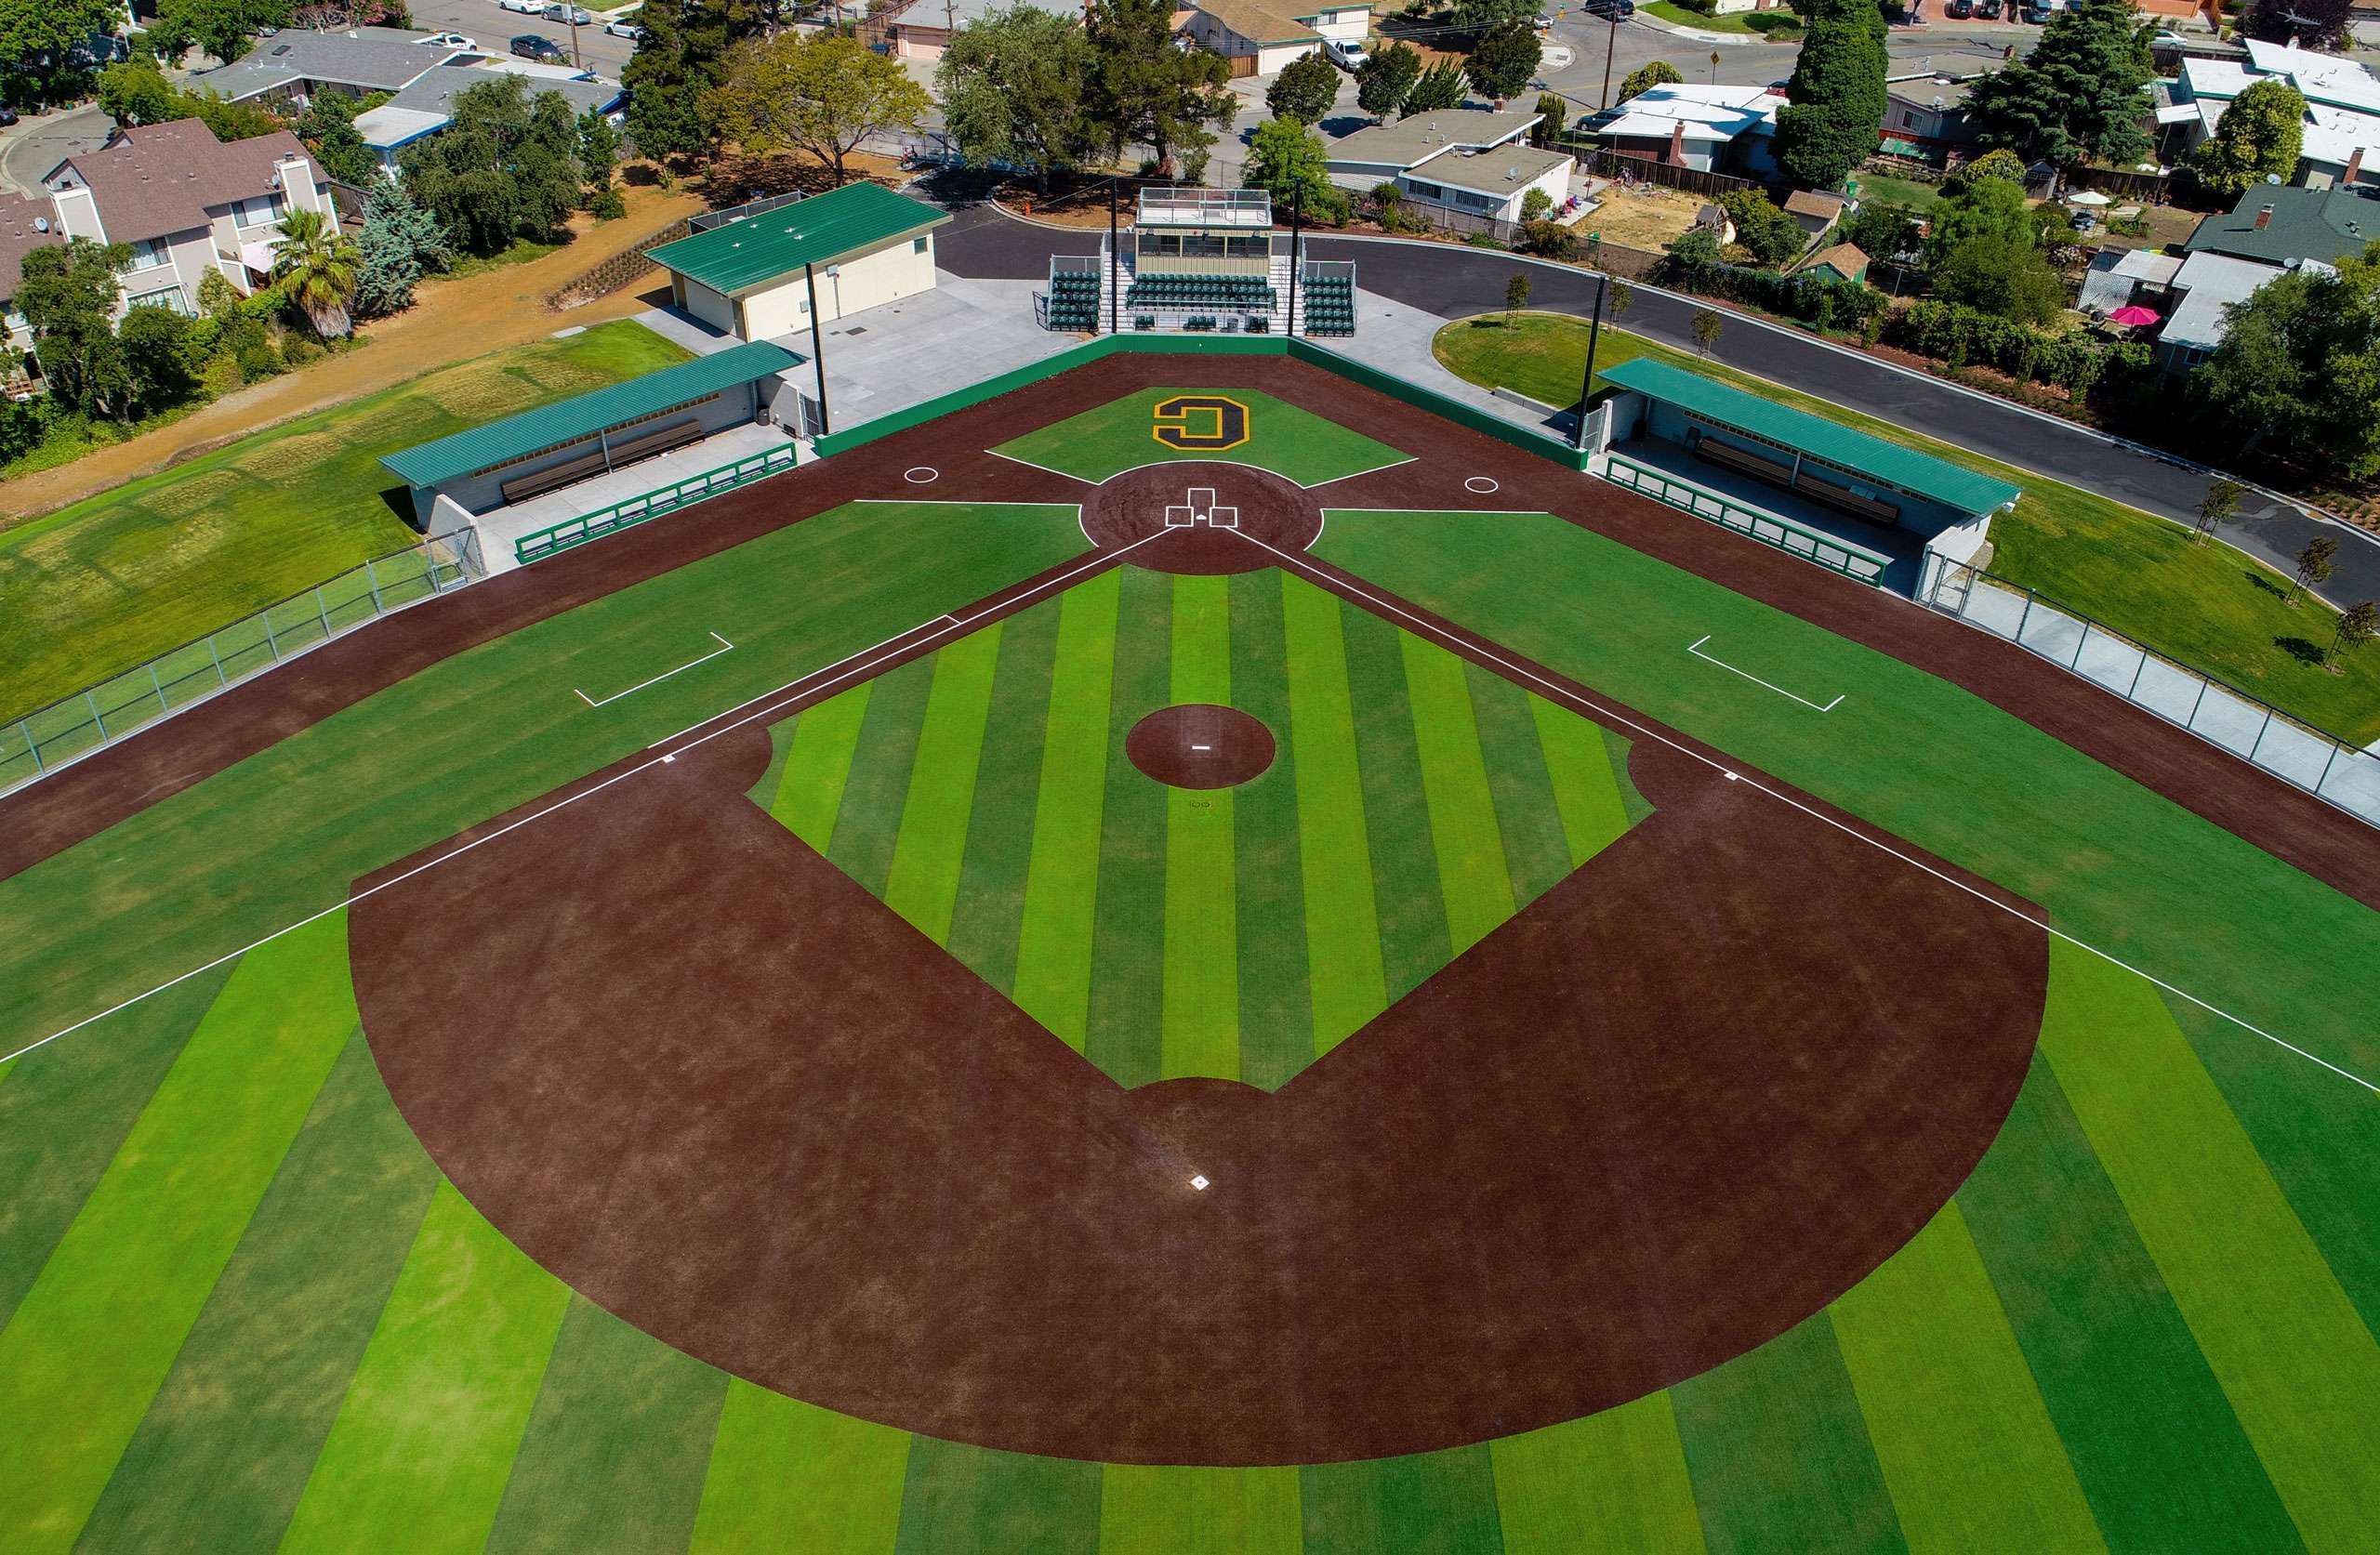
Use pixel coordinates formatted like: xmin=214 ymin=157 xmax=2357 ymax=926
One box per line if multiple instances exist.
xmin=1692 ymin=435 xmax=1901 ymax=528
xmin=497 ymin=417 xmax=710 ymax=506
xmin=1694 ymin=435 xmax=1796 ymax=486
xmin=1790 ymin=468 xmax=1900 ymax=527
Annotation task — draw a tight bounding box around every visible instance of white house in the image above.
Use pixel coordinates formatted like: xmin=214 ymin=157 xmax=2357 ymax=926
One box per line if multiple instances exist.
xmin=1183 ymin=0 xmax=1367 ymax=75
xmin=2172 ymin=39 xmax=2380 ymax=190
xmin=1325 ymin=108 xmax=1572 ymax=224
xmin=38 ymin=120 xmax=335 ymax=319
xmin=183 ymin=26 xmax=473 ymax=110
xmin=1579 ymin=82 xmax=1782 ymax=175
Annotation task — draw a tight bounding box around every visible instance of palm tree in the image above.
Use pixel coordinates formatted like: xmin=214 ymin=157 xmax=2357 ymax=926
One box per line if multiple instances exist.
xmin=271 ymin=207 xmax=362 ymax=341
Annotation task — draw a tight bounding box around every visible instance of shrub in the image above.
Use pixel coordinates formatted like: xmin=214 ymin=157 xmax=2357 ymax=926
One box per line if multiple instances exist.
xmin=1744 ymin=10 xmax=1802 ymax=31
xmin=1522 ymin=219 xmax=1579 ymax=258
xmin=1464 ymin=231 xmax=1511 ymax=248
xmin=1520 ymin=187 xmax=1553 ymax=223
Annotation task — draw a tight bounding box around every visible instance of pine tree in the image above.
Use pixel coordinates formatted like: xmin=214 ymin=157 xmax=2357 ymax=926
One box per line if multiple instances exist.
xmin=1086 ymin=0 xmax=1236 ymax=177
xmin=1405 ymin=58 xmax=1469 ymax=114
xmin=1773 ymin=0 xmax=1885 ymax=191
xmin=1464 ymin=20 xmax=1540 ymax=105
xmin=1965 ymin=0 xmax=2151 ymax=167
xmin=1356 ymin=41 xmax=1421 ymax=121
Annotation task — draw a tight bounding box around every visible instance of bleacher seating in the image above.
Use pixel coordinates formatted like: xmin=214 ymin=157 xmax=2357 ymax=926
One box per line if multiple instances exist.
xmin=1044 ymin=270 xmax=1102 ymax=331
xmin=1301 ymin=273 xmax=1355 ymax=337
xmin=1125 ymin=274 xmax=1278 ymax=311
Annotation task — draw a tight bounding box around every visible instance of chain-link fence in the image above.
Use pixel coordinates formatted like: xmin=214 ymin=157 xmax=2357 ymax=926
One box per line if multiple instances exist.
xmin=0 ymin=528 xmax=485 ymax=799
xmin=1924 ymin=560 xmax=2380 ymax=829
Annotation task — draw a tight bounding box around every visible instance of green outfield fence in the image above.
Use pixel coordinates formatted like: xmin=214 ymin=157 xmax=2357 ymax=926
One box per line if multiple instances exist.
xmin=0 ymin=528 xmax=485 ymax=799
xmin=512 ymin=442 xmax=800 ymax=566
xmin=1602 ymin=452 xmax=1892 ymax=586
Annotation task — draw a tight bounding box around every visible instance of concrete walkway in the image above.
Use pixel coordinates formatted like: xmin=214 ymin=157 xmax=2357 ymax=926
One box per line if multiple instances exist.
xmin=773 ymin=274 xmax=1078 ymax=438
xmin=1322 ymin=294 xmax=1581 ymax=443
xmin=469 ymin=422 xmax=794 ymax=574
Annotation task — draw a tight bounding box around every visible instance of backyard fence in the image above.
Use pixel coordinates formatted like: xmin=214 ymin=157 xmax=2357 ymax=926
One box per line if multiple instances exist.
xmin=0 ymin=528 xmax=486 ymax=799
xmin=1923 ymin=560 xmax=2380 ymax=829
xmin=1565 ymin=146 xmax=1756 ymax=201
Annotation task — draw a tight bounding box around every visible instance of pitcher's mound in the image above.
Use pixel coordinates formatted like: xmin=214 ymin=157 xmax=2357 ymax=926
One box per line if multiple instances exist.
xmin=1127 ymin=704 xmax=1276 ymax=788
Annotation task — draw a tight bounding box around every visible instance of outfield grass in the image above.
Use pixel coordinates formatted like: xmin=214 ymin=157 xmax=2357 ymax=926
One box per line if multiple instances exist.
xmin=760 ymin=564 xmax=1640 ymax=1090
xmin=0 ymin=320 xmax=691 ymax=721
xmin=992 ymin=388 xmax=1411 ymax=486
xmin=1430 ymin=313 xmax=2380 ymax=741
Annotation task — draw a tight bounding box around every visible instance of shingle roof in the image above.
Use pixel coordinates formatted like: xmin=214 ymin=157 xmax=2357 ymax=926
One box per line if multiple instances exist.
xmin=47 ymin=122 xmax=324 ymax=245
xmin=1191 ymin=0 xmax=1319 ymax=45
xmin=2184 ymin=185 xmax=2378 ymax=266
xmin=186 ymin=28 xmax=464 ymax=99
xmin=0 ymin=191 xmax=64 ymax=303
xmin=645 ymin=182 xmax=948 ymax=296
xmin=1798 ymin=241 xmax=1869 ymax=278
xmin=1784 ymin=190 xmax=1845 ymax=218
xmin=1599 ymin=357 xmax=2021 ymax=516
xmin=380 ymin=341 xmax=801 ymax=488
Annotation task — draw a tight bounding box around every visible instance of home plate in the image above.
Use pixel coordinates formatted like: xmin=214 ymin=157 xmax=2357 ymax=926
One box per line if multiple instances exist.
xmin=1191 ymin=1175 xmax=1210 ymax=1191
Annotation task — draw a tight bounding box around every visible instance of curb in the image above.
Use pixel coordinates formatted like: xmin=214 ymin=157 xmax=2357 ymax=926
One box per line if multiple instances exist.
xmin=1627 ymin=12 xmax=1763 ymax=45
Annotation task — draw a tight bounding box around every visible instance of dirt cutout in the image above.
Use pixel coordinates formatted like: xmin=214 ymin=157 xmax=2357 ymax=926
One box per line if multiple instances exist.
xmin=1126 ymin=705 xmax=1276 ymax=789
xmin=351 ymin=711 xmax=2046 ymax=1467
xmin=1081 ymin=462 xmax=1322 ymax=574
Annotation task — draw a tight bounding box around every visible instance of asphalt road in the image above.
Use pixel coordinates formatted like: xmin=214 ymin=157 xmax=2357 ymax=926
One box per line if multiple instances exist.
xmin=936 ymin=203 xmax=2380 ymax=610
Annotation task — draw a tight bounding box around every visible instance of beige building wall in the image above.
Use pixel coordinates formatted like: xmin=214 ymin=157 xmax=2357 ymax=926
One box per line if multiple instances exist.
xmin=735 ymin=231 xmax=938 ymax=336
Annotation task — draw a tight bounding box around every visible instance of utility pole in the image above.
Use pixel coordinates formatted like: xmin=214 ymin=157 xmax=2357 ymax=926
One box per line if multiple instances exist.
xmin=804 ymin=262 xmax=831 ymax=437
xmin=1599 ymin=12 xmax=1619 ymax=108
xmin=567 ymin=8 xmax=583 ymax=70
xmin=1574 ymin=270 xmax=1606 ymax=451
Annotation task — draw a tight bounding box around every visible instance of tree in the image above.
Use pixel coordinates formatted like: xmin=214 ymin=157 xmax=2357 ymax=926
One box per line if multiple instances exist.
xmin=15 ymin=239 xmax=136 ymax=419
xmin=2190 ymin=79 xmax=2305 ymax=203
xmin=712 ymin=31 xmax=929 ymax=185
xmin=117 ymin=305 xmax=201 ymax=413
xmin=148 ymin=0 xmax=290 ymax=64
xmin=1086 ymin=0 xmax=1235 ymax=177
xmin=936 ymin=7 xmax=1096 ymax=188
xmin=1268 ymin=49 xmax=1339 ymax=125
xmin=2189 ymin=240 xmax=2380 ymax=475
xmin=1925 ymin=162 xmax=2033 ymax=260
xmin=1533 ymin=92 xmax=1565 ymax=145
xmin=1522 ymin=218 xmax=1577 ymax=258
xmin=2328 ymin=600 xmax=2378 ymax=671
xmin=1 ymin=0 xmax=117 ymax=110
xmin=1692 ymin=306 xmax=1724 ymax=357
xmin=1520 ymin=185 xmax=1552 ymax=222
xmin=1357 ymin=41 xmax=1421 ymax=120
xmin=621 ymin=0 xmax=754 ymax=160
xmin=97 ymin=59 xmax=182 ymax=125
xmin=399 ymin=77 xmax=583 ymax=255
xmin=1504 ymin=269 xmax=1530 ymax=321
xmin=1965 ymin=0 xmax=2150 ymax=168
xmin=1843 ymin=200 xmax=1919 ymax=263
xmin=1608 ymin=278 xmax=1633 ymax=321
xmin=1465 ymin=20 xmax=1540 ymax=105
xmin=577 ymin=106 xmax=623 ymax=215
xmin=2241 ymin=0 xmax=2351 ymax=50
xmin=1453 ymin=0 xmax=1533 ymax=28
xmin=1617 ymin=59 xmax=1680 ymax=103
xmin=1929 ymin=233 xmax=2066 ymax=325
xmin=1405 ymin=58 xmax=1468 ymax=114
xmin=1718 ymin=189 xmax=1802 ymax=267
xmin=296 ymin=92 xmax=383 ymax=187
xmin=352 ymin=180 xmax=449 ymax=319
xmin=1773 ymin=0 xmax=1885 ymax=191
xmin=1662 ymin=222 xmax=1724 ymax=285
xmin=2192 ymin=478 xmax=2242 ymax=546
xmin=271 ymin=206 xmax=361 ymax=338
xmin=2287 ymin=535 xmax=2336 ymax=606
xmin=1244 ymin=116 xmax=1346 ymax=221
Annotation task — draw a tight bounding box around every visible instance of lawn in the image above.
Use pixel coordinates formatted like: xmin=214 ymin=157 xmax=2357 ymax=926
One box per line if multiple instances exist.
xmin=754 ymin=564 xmax=1645 ymax=1091
xmin=1641 ymin=0 xmax=1800 ymax=31
xmin=0 ymin=320 xmax=691 ymax=723
xmin=994 ymin=387 xmax=1410 ymax=486
xmin=1845 ymin=171 xmax=1947 ymax=213
xmin=1431 ymin=312 xmax=2380 ymax=742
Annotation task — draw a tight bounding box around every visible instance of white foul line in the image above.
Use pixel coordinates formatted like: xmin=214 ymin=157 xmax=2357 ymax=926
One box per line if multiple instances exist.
xmin=1686 ymin=634 xmax=1844 ymax=713
xmin=1231 ymin=529 xmax=2378 ymax=1098
xmin=575 ymin=632 xmax=734 ymax=708
xmin=4 ymin=534 xmax=1161 ymax=1070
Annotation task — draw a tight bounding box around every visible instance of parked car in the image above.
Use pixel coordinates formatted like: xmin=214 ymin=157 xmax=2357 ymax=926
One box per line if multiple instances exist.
xmin=1581 ymin=0 xmax=1633 ymax=20
xmin=544 ymin=3 xmax=593 ymax=22
xmin=1975 ymin=0 xmax=2001 ymax=15
xmin=1323 ymin=37 xmax=1368 ymax=68
xmin=498 ymin=0 xmax=543 ymax=14
xmin=0 ymin=106 xmax=17 ymax=127
xmin=417 ymin=30 xmax=478 ymax=46
xmin=1945 ymin=0 xmax=1971 ymax=16
xmin=2019 ymin=3 xmax=2048 ymax=16
xmin=511 ymin=32 xmax=568 ymax=59
xmin=603 ymin=17 xmax=644 ymax=35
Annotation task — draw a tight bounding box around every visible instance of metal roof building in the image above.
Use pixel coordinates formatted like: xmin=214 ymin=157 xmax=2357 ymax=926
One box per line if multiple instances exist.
xmin=645 ymin=182 xmax=949 ymax=339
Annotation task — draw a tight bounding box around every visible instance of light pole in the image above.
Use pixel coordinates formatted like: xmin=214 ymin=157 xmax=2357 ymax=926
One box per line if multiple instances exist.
xmin=803 ymin=261 xmax=831 ymax=437
xmin=1573 ymin=270 xmax=1607 ymax=451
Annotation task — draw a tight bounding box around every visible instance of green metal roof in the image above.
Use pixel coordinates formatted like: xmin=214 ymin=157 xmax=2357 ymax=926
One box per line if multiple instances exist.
xmin=645 ymin=182 xmax=951 ymax=296
xmin=1598 ymin=357 xmax=2022 ymax=517
xmin=379 ymin=340 xmax=800 ymax=489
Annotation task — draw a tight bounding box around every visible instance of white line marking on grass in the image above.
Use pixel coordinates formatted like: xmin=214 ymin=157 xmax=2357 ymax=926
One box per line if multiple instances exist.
xmin=5 ymin=535 xmax=1161 ymax=1070
xmin=991 ymin=451 xmax=1412 ymax=492
xmin=1686 ymin=635 xmax=1844 ymax=713
xmin=1232 ymin=529 xmax=2380 ymax=1099
xmin=575 ymin=632 xmax=735 ymax=708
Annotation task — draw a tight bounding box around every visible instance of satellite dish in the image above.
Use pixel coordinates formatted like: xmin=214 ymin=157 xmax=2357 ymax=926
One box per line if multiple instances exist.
xmin=33 ymin=217 xmax=49 ymax=232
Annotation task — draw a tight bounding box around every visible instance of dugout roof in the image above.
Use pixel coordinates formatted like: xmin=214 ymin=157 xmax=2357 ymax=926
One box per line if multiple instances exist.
xmin=1598 ymin=358 xmax=2022 ymax=517
xmin=644 ymin=181 xmax=949 ymax=297
xmin=379 ymin=340 xmax=800 ymax=489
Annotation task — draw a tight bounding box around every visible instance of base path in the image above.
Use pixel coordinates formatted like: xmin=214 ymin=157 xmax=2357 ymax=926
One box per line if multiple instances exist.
xmin=1080 ymin=462 xmax=1323 ymax=573
xmin=350 ymin=711 xmax=2045 ymax=1466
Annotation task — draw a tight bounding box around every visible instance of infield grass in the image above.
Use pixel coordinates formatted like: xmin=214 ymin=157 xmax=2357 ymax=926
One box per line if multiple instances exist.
xmin=992 ymin=388 xmax=1410 ymax=487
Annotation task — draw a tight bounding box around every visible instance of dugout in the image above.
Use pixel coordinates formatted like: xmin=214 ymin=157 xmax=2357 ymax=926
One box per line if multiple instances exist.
xmin=379 ymin=341 xmax=802 ymax=526
xmin=1591 ymin=357 xmax=2020 ymax=595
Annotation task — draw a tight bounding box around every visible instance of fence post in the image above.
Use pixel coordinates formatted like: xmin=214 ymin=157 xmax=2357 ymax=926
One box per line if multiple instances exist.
xmin=20 ymin=719 xmax=42 ymax=774
xmin=148 ymin=662 xmax=167 ymax=713
xmin=2186 ymin=676 xmax=2208 ymax=729
xmin=364 ymin=556 xmax=386 ymax=613
xmin=207 ymin=634 xmax=228 ymax=689
xmin=2014 ymin=591 xmax=2034 ymax=645
xmin=2069 ymin=619 xmax=2089 ymax=672
xmin=262 ymin=609 xmax=283 ymax=663
xmin=315 ymin=585 xmax=335 ymax=640
xmin=2245 ymin=706 xmax=2275 ymax=766
xmin=2313 ymin=740 xmax=2341 ymax=797
xmin=86 ymin=690 xmax=108 ymax=741
xmin=2125 ymin=645 xmax=2149 ymax=701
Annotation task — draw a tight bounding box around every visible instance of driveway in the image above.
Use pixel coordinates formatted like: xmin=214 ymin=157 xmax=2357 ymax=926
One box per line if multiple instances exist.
xmin=935 ymin=204 xmax=2380 ymax=611
xmin=0 ymin=102 xmax=111 ymax=198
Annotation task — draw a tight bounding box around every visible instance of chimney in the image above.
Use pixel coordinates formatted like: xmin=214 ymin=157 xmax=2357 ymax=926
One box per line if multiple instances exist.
xmin=2347 ymin=146 xmax=2366 ymax=188
xmin=2254 ymin=204 xmax=2273 ymax=230
xmin=1667 ymin=121 xmax=1686 ymax=165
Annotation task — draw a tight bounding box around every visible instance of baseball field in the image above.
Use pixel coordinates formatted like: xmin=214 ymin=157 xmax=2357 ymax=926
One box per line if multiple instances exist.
xmin=0 ymin=353 xmax=2374 ymax=1553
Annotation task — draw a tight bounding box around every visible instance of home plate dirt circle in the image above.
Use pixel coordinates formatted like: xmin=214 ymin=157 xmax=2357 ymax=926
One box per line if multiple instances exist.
xmin=1081 ymin=462 xmax=1322 ymax=574
xmin=1127 ymin=705 xmax=1276 ymax=788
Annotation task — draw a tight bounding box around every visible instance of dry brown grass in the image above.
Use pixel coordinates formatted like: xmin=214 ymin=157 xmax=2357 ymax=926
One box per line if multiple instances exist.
xmin=1579 ymin=185 xmax=1704 ymax=251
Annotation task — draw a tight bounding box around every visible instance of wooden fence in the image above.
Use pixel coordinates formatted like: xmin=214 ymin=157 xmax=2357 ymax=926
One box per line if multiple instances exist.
xmin=1562 ymin=145 xmax=1757 ymax=200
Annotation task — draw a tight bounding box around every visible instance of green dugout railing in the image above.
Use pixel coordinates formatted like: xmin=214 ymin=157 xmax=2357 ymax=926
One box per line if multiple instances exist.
xmin=513 ymin=442 xmax=799 ymax=565
xmin=1601 ymin=452 xmax=1890 ymax=586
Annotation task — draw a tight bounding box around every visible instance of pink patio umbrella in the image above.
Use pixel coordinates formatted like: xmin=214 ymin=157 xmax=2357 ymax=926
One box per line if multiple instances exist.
xmin=2108 ymin=305 xmax=2162 ymax=327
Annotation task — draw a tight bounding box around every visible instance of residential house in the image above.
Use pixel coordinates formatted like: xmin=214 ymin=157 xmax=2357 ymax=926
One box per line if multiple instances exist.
xmin=2155 ymin=250 xmax=2287 ymax=371
xmin=38 ymin=120 xmax=335 ymax=318
xmin=1183 ymin=0 xmax=1367 ymax=75
xmin=1 ymin=191 xmax=65 ymax=376
xmin=182 ymin=27 xmax=473 ymax=111
xmin=1576 ymin=83 xmax=1781 ymax=176
xmin=1795 ymin=241 xmax=1868 ymax=284
xmin=355 ymin=64 xmax=622 ymax=176
xmin=2170 ymin=39 xmax=2380 ymax=190
xmin=1323 ymin=108 xmax=1573 ymax=225
xmin=888 ymin=0 xmax=1080 ymax=61
xmin=1881 ymin=73 xmax=1986 ymax=160
xmin=1784 ymin=189 xmax=1844 ymax=240
xmin=2075 ymin=245 xmax=2182 ymax=314
xmin=2150 ymin=183 xmax=2375 ymax=370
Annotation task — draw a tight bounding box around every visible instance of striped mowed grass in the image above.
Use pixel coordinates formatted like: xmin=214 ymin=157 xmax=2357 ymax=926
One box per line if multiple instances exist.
xmin=754 ymin=565 xmax=1646 ymax=1089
